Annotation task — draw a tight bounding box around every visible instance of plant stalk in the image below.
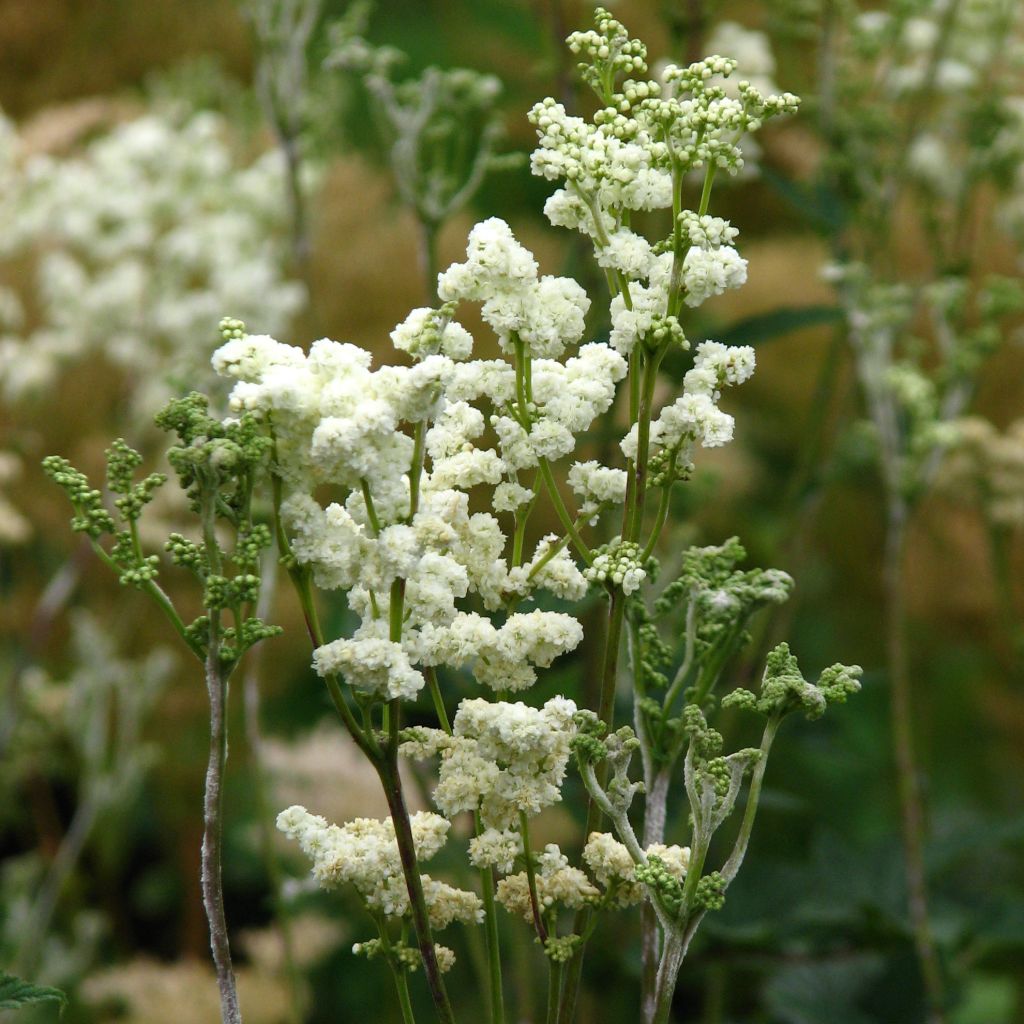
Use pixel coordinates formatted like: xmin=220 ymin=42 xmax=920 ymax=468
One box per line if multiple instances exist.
xmin=202 ymin=643 xmax=242 ymax=1024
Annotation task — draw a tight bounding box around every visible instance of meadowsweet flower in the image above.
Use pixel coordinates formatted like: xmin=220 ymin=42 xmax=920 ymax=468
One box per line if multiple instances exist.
xmin=496 ymin=844 xmax=599 ymax=919
xmin=0 ymin=112 xmax=302 ymax=413
xmin=313 ymin=637 xmax=425 ymax=700
xmin=468 ymin=829 xmax=524 ymax=874
xmin=276 ymin=806 xmax=482 ymax=930
xmin=403 ymin=697 xmax=578 ymax=828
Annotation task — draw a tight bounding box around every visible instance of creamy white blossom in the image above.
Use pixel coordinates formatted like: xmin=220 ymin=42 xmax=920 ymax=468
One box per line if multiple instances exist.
xmin=403 ymin=697 xmax=578 ymax=828
xmin=276 ymin=806 xmax=482 ymax=929
xmin=0 ymin=111 xmax=303 ymax=412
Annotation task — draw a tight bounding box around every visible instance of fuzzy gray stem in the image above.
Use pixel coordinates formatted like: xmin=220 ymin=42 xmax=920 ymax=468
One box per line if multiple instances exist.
xmin=203 ymin=644 xmax=242 ymax=1024
xmin=640 ymin=767 xmax=671 ymax=1024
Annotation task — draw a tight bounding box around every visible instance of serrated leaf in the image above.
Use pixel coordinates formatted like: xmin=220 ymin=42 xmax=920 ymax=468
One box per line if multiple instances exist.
xmin=0 ymin=971 xmax=66 ymax=1012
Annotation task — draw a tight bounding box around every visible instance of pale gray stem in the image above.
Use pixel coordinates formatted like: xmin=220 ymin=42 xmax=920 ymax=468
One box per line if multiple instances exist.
xmin=642 ymin=768 xmax=671 ymax=850
xmin=203 ymin=645 xmax=242 ymax=1024
xmin=720 ymin=718 xmax=779 ymax=884
xmin=651 ymin=927 xmax=687 ymax=1024
xmin=640 ymin=767 xmax=671 ymax=1024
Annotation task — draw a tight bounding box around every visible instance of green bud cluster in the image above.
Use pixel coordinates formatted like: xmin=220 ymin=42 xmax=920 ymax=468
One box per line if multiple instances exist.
xmin=544 ymin=933 xmax=583 ymax=964
xmin=106 ymin=438 xmax=161 ymax=513
xmin=682 ymin=704 xmax=723 ymax=758
xmin=352 ymin=939 xmax=420 ymax=972
xmin=42 ymin=457 xmax=116 ymax=538
xmin=648 ymin=447 xmax=692 ymax=488
xmin=221 ymin=618 xmax=284 ymax=661
xmin=218 ymin=316 xmax=246 ymax=343
xmin=567 ymin=8 xmax=648 ymax=100
xmin=636 ymin=620 xmax=672 ymax=689
xmin=644 ymin=314 xmax=687 ymax=352
xmin=571 ymin=709 xmax=609 ymax=764
xmin=584 ymin=538 xmax=648 ymax=593
xmin=46 ymin=384 xmax=280 ymax=668
xmin=166 ymin=533 xmax=205 ymax=571
xmin=635 ymin=855 xmax=685 ymax=919
xmin=155 ymin=393 xmax=270 ymax=517
xmin=722 ymin=643 xmax=862 ymax=721
xmin=694 ymin=871 xmax=727 ymax=911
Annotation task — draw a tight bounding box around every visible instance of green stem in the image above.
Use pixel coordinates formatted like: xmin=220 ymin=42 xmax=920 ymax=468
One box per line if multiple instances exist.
xmin=547 ymin=957 xmax=564 ymax=1024
xmin=511 ymin=477 xmax=541 ymax=569
xmin=698 ymin=165 xmax=716 ymax=217
xmin=378 ymin=757 xmax=457 ymax=1024
xmin=563 ymin=338 xmax=667 ymax=1021
xmin=376 ymin=913 xmax=418 ymax=1024
xmin=273 ymin=502 xmax=452 ymax=1021
xmin=86 ymin=537 xmax=200 ymax=659
xmin=519 ymin=811 xmax=549 ymax=943
xmin=640 ymin=483 xmax=673 ymax=562
xmin=408 ymin=421 xmax=427 ymax=522
xmin=393 ymin=967 xmax=417 ymax=1024
xmin=431 ymin=671 xmax=505 ymax=1024
xmin=719 ymin=718 xmax=779 ymax=884
xmin=628 ymin=350 xmax=665 ymax=543
xmin=537 ymin=459 xmax=593 ymax=565
xmin=557 ymin=589 xmax=627 ymax=1024
xmin=425 ymin=667 xmax=451 ymax=734
xmin=361 ymin=478 xmax=382 ymax=535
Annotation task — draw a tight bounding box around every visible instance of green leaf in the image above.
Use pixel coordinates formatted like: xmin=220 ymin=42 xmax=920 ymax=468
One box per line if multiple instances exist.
xmin=761 ymin=167 xmax=847 ymax=233
xmin=0 ymin=971 xmax=66 ymax=1013
xmin=716 ymin=305 xmax=844 ymax=347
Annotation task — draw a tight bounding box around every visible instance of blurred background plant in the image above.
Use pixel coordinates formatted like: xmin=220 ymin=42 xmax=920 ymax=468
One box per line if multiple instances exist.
xmin=1 ymin=1 xmax=1022 ymax=1022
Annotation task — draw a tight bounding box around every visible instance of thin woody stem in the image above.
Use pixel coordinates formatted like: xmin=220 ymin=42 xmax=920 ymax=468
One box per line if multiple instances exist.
xmin=202 ymin=643 xmax=242 ymax=1024
xmin=198 ymin=483 xmax=241 ymax=1024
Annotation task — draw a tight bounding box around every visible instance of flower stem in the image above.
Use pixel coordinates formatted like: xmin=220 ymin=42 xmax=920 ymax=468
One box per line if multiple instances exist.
xmin=202 ymin=644 xmax=242 ymax=1024
xmin=519 ymin=811 xmax=549 ymax=943
xmin=538 ymin=459 xmax=593 ymax=565
xmin=378 ymin=756 xmax=457 ymax=1024
xmin=546 ymin=956 xmax=564 ymax=1024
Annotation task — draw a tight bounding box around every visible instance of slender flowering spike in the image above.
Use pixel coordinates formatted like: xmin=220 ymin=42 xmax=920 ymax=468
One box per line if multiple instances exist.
xmin=29 ymin=8 xmax=865 ymax=1023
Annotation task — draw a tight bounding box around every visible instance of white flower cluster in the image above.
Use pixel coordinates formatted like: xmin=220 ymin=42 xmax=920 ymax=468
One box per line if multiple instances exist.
xmin=213 ymin=217 xmax=642 ymax=701
xmin=276 ymin=805 xmax=483 ymax=931
xmin=621 ymin=340 xmax=756 ymax=464
xmin=495 ymin=844 xmax=598 ymax=920
xmin=438 ymin=218 xmax=590 ymax=360
xmin=0 ymin=111 xmax=303 ymax=413
xmin=402 ymin=697 xmax=577 ymax=828
xmin=568 ymin=460 xmax=628 ymax=520
xmin=529 ymin=43 xmax=798 ymax=241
